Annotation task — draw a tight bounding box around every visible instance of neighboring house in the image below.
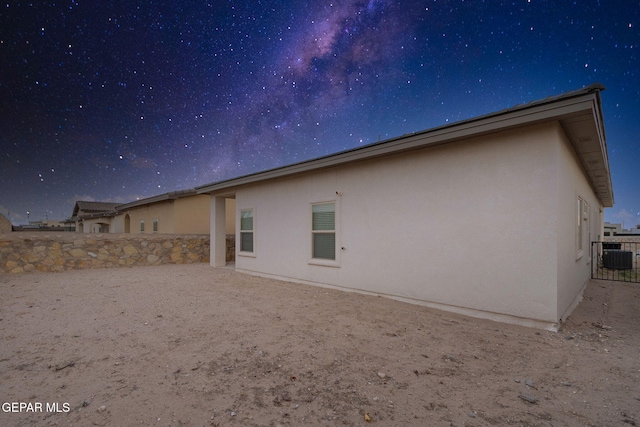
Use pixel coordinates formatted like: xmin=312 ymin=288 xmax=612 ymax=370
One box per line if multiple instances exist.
xmin=604 ymin=222 xmax=622 ymax=236
xmin=197 ymin=84 xmax=614 ymax=329
xmin=27 ymin=219 xmax=68 ymax=228
xmin=604 ymin=222 xmax=640 ymax=236
xmin=63 ymin=218 xmax=77 ymax=231
xmin=0 ymin=213 xmax=12 ymax=233
xmin=115 ymin=189 xmax=212 ymax=234
xmin=42 ymin=219 xmax=66 ymax=228
xmin=72 ymin=201 xmax=120 ymax=233
xmin=70 ymin=190 xmax=213 ymax=234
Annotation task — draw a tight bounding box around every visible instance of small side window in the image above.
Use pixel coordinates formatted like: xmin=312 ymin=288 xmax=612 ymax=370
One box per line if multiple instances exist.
xmin=312 ymin=203 xmax=336 ymax=260
xmin=140 ymin=220 xmax=145 ymax=233
xmin=240 ymin=209 xmax=254 ymax=253
xmin=153 ymin=219 xmax=158 ymax=233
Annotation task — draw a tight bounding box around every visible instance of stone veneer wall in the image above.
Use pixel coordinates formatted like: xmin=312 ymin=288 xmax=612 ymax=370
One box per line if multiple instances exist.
xmin=0 ymin=233 xmax=210 ymax=274
xmin=226 ymin=234 xmax=235 ymax=263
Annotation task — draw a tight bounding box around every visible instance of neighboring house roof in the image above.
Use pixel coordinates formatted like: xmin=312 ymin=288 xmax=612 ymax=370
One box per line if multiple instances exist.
xmin=72 ymin=201 xmax=120 ymax=220
xmin=196 ymin=83 xmax=614 ymax=207
xmin=75 ymin=201 xmax=120 ymax=213
xmin=116 ymin=189 xmax=198 ymax=210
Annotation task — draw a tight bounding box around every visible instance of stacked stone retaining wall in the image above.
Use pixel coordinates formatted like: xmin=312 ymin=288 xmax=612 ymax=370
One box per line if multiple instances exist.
xmin=226 ymin=234 xmax=235 ymax=263
xmin=0 ymin=233 xmax=211 ymax=274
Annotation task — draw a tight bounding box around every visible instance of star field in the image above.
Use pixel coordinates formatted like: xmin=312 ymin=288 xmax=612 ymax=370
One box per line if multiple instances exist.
xmin=1 ymin=1 xmax=638 ymax=226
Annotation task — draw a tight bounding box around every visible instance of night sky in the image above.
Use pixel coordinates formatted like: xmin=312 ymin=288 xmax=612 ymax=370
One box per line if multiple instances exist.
xmin=1 ymin=1 xmax=638 ymax=227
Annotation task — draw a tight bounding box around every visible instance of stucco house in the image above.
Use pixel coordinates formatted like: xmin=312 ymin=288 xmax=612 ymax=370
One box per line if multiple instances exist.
xmin=72 ymin=201 xmax=120 ymax=233
xmin=197 ymin=84 xmax=614 ymax=329
xmin=72 ymin=190 xmax=218 ymax=235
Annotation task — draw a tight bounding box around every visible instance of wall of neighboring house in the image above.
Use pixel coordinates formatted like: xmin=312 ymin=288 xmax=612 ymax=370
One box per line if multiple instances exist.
xmin=554 ymin=123 xmax=602 ymax=322
xmin=225 ymin=198 xmax=236 ymax=235
xmin=230 ymin=122 xmax=569 ymax=325
xmin=0 ymin=213 xmax=12 ymax=233
xmin=173 ymin=194 xmax=210 ymax=234
xmin=109 ymin=214 xmax=125 ymax=233
xmin=603 ymin=223 xmax=622 ymax=236
xmin=122 ymin=201 xmax=175 ymax=234
xmin=79 ymin=217 xmax=112 ymax=233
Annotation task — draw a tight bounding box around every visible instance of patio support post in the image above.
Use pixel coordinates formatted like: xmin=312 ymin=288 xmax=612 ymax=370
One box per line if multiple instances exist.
xmin=211 ymin=195 xmax=227 ymax=267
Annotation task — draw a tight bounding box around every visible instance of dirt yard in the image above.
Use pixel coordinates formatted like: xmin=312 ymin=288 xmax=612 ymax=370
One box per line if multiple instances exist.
xmin=1 ymin=264 xmax=638 ymax=427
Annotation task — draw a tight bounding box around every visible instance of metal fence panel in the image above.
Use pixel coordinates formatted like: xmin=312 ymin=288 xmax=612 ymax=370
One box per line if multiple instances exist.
xmin=591 ymin=241 xmax=640 ymax=283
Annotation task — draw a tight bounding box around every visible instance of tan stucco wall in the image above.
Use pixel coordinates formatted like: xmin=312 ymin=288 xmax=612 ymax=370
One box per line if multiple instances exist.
xmin=119 ymin=195 xmax=209 ymax=234
xmin=79 ymin=217 xmax=113 ymax=233
xmin=122 ymin=201 xmax=175 ymax=234
xmin=225 ymin=198 xmax=236 ymax=235
xmin=0 ymin=213 xmax=12 ymax=233
xmin=110 ymin=215 xmax=125 ymax=233
xmin=173 ymin=194 xmax=210 ymax=234
xmin=224 ymin=122 xmax=572 ymax=324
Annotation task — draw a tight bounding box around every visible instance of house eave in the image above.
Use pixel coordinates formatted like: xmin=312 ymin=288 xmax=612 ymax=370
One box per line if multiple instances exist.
xmin=196 ymin=84 xmax=613 ymax=207
xmin=116 ymin=189 xmax=197 ymax=211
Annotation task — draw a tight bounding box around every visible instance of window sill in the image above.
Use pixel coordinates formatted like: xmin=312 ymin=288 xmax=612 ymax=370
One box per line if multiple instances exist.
xmin=238 ymin=251 xmax=256 ymax=258
xmin=308 ymin=258 xmax=340 ymax=268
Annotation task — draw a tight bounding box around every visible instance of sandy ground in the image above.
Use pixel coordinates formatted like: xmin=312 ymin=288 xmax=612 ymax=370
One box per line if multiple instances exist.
xmin=0 ymin=264 xmax=639 ymax=427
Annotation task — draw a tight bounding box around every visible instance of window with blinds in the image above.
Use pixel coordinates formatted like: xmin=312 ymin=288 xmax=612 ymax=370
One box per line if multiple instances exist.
xmin=240 ymin=209 xmax=254 ymax=253
xmin=312 ymin=203 xmax=335 ymax=260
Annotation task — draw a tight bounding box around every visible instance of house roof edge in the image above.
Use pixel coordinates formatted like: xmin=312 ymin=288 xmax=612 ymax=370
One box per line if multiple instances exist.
xmin=116 ymin=189 xmax=198 ymax=211
xmin=196 ymin=84 xmax=613 ymax=207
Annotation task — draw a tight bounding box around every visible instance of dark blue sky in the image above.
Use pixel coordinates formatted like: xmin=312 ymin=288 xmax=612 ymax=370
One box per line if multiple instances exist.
xmin=1 ymin=1 xmax=638 ymax=227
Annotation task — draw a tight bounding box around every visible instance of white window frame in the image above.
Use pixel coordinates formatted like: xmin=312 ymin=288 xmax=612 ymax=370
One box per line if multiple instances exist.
xmin=153 ymin=218 xmax=158 ymax=233
xmin=140 ymin=220 xmax=145 ymax=233
xmin=309 ymin=200 xmax=340 ymax=267
xmin=576 ymin=196 xmax=588 ymax=260
xmin=238 ymin=207 xmax=256 ymax=257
